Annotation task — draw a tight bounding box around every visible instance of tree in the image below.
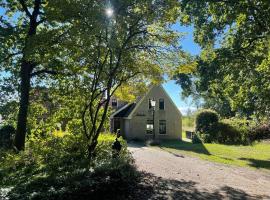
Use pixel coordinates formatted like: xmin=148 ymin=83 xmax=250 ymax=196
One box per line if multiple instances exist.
xmin=174 ymin=0 xmax=270 ymax=120
xmin=62 ymin=0 xmax=182 ymax=158
xmin=0 ymin=0 xmax=82 ymax=150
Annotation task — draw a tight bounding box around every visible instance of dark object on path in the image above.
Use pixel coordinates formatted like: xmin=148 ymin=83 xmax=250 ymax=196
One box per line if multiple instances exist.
xmin=116 ymin=129 xmax=121 ymax=138
xmin=0 ymin=125 xmax=15 ymax=149
xmin=112 ymin=137 xmax=122 ymax=158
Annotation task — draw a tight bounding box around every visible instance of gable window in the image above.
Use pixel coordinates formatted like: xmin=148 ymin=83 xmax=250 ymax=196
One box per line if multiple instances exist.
xmin=159 ymin=120 xmax=166 ymax=134
xmin=112 ymin=99 xmax=117 ymax=107
xmin=146 ymin=120 xmax=153 ymax=134
xmin=159 ymin=99 xmax=164 ymax=110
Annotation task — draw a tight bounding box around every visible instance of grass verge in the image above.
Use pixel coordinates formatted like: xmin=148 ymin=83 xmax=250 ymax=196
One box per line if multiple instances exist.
xmin=159 ymin=139 xmax=270 ymax=171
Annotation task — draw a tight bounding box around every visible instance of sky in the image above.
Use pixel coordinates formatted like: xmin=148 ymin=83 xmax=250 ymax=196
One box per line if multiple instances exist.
xmin=0 ymin=8 xmax=201 ymax=116
xmin=163 ymin=24 xmax=201 ymax=115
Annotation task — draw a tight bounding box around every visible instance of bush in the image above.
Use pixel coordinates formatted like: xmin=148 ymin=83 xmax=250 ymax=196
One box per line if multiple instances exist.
xmin=195 ymin=116 xmax=255 ymax=144
xmin=214 ymin=121 xmax=242 ymax=144
xmin=0 ymin=132 xmax=137 ymax=200
xmin=250 ymin=123 xmax=270 ymax=141
xmin=195 ymin=109 xmax=219 ymax=143
xmin=195 ymin=109 xmax=219 ymax=134
xmin=192 ymin=133 xmax=202 ymax=144
xmin=0 ymin=125 xmax=15 ymax=149
xmin=221 ymin=118 xmax=254 ymax=144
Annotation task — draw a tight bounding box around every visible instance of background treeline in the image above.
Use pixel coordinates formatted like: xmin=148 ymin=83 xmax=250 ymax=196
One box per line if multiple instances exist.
xmin=174 ymin=0 xmax=270 ymax=121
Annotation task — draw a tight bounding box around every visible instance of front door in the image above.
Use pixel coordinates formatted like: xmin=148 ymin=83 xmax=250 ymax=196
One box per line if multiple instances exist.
xmin=113 ymin=119 xmax=121 ymax=133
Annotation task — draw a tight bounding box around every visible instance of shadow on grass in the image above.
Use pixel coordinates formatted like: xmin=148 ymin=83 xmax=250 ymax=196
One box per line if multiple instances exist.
xmin=160 ymin=140 xmax=211 ymax=155
xmin=239 ymin=158 xmax=270 ymax=170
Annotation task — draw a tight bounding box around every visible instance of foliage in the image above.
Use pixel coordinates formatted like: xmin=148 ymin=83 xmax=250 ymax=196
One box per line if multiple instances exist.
xmin=194 ymin=109 xmax=260 ymax=144
xmin=195 ymin=109 xmax=219 ymax=134
xmin=0 ymin=100 xmax=18 ymax=126
xmin=1 ymin=0 xmax=183 ymax=151
xmin=0 ymin=133 xmax=137 ymax=199
xmin=250 ymin=122 xmax=270 ymax=141
xmin=0 ymin=125 xmax=15 ymax=149
xmin=0 ymin=0 xmax=86 ymax=150
xmin=197 ymin=117 xmax=253 ymax=144
xmin=182 ymin=115 xmax=195 ymax=132
xmin=197 ymin=117 xmax=259 ymax=145
xmin=174 ymin=0 xmax=270 ymax=120
xmin=68 ymin=0 xmax=182 ymax=157
xmin=192 ymin=133 xmax=202 ymax=144
xmin=221 ymin=118 xmax=254 ymax=143
xmin=160 ymin=140 xmax=270 ymax=170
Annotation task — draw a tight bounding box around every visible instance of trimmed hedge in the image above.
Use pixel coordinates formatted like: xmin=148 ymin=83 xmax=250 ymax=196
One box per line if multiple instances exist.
xmin=195 ymin=109 xmax=270 ymax=145
xmin=195 ymin=109 xmax=219 ymax=134
xmin=250 ymin=123 xmax=270 ymax=141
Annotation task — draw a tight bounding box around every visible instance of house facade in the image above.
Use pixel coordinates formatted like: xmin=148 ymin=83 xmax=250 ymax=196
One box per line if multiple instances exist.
xmin=110 ymin=85 xmax=182 ymax=140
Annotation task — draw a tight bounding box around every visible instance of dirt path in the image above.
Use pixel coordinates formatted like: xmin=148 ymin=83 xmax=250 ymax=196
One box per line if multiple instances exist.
xmin=128 ymin=143 xmax=270 ymax=200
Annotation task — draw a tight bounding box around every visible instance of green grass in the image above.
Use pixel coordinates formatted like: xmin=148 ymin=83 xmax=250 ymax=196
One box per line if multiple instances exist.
xmin=182 ymin=116 xmax=195 ymax=132
xmin=159 ymin=140 xmax=270 ymax=171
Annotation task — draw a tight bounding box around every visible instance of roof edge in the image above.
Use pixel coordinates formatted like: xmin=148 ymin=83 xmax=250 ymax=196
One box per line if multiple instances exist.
xmin=110 ymin=103 xmax=131 ymax=119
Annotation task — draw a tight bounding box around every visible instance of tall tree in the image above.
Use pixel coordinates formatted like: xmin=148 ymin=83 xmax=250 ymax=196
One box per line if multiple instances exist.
xmin=63 ymin=0 xmax=182 ymax=157
xmin=174 ymin=0 xmax=270 ymax=119
xmin=0 ymin=0 xmax=80 ymax=150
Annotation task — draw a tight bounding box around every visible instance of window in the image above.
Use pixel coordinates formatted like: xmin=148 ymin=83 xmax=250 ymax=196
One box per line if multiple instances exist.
xmin=112 ymin=99 xmax=117 ymax=107
xmin=159 ymin=120 xmax=166 ymax=134
xmin=159 ymin=99 xmax=164 ymax=110
xmin=146 ymin=120 xmax=153 ymax=134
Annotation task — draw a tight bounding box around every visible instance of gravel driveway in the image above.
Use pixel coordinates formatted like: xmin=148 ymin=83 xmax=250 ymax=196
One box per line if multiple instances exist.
xmin=128 ymin=143 xmax=270 ymax=200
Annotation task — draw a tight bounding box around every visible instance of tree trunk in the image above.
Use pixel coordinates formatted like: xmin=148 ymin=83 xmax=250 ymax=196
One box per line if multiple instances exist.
xmin=13 ymin=1 xmax=41 ymax=151
xmin=87 ymin=91 xmax=112 ymax=158
xmin=14 ymin=61 xmax=32 ymax=151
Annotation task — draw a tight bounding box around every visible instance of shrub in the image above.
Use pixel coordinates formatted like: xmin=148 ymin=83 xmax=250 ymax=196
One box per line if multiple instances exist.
xmin=192 ymin=133 xmax=202 ymax=144
xmin=0 ymin=125 xmax=15 ymax=149
xmin=214 ymin=121 xmax=242 ymax=144
xmin=195 ymin=109 xmax=219 ymax=143
xmin=250 ymin=123 xmax=270 ymax=141
xmin=221 ymin=118 xmax=255 ymax=144
xmin=1 ymin=132 xmax=136 ymax=200
xmin=195 ymin=116 xmax=254 ymax=144
xmin=195 ymin=109 xmax=219 ymax=134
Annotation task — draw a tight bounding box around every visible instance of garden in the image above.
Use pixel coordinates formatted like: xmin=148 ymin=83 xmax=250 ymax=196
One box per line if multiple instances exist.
xmin=163 ymin=109 xmax=270 ymax=170
xmin=1 ymin=0 xmax=270 ymax=199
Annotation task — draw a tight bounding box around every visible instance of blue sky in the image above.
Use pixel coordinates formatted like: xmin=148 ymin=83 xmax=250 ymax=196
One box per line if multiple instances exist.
xmin=0 ymin=8 xmax=201 ymax=115
xmin=163 ymin=24 xmax=201 ymax=114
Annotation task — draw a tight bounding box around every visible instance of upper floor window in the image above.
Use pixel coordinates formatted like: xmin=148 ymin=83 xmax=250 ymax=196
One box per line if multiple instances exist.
xmin=159 ymin=98 xmax=164 ymax=110
xmin=112 ymin=99 xmax=117 ymax=107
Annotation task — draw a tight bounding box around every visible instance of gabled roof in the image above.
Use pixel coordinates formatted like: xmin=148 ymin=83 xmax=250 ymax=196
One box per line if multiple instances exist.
xmin=126 ymin=84 xmax=182 ymax=119
xmin=110 ymin=84 xmax=182 ymax=119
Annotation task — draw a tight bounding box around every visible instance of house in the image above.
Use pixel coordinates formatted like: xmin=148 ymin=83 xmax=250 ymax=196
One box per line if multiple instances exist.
xmin=110 ymin=85 xmax=182 ymax=140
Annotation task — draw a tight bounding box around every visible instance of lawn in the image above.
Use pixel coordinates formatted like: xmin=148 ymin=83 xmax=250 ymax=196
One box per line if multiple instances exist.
xmin=182 ymin=116 xmax=195 ymax=132
xmin=159 ymin=139 xmax=270 ymax=171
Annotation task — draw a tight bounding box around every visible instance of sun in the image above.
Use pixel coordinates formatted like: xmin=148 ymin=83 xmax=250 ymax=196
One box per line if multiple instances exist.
xmin=105 ymin=8 xmax=114 ymax=17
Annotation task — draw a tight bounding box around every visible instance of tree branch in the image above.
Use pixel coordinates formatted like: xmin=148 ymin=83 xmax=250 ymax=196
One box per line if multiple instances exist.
xmin=0 ymin=52 xmax=21 ymax=64
xmin=30 ymin=69 xmax=58 ymax=77
xmin=18 ymin=0 xmax=32 ymax=18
